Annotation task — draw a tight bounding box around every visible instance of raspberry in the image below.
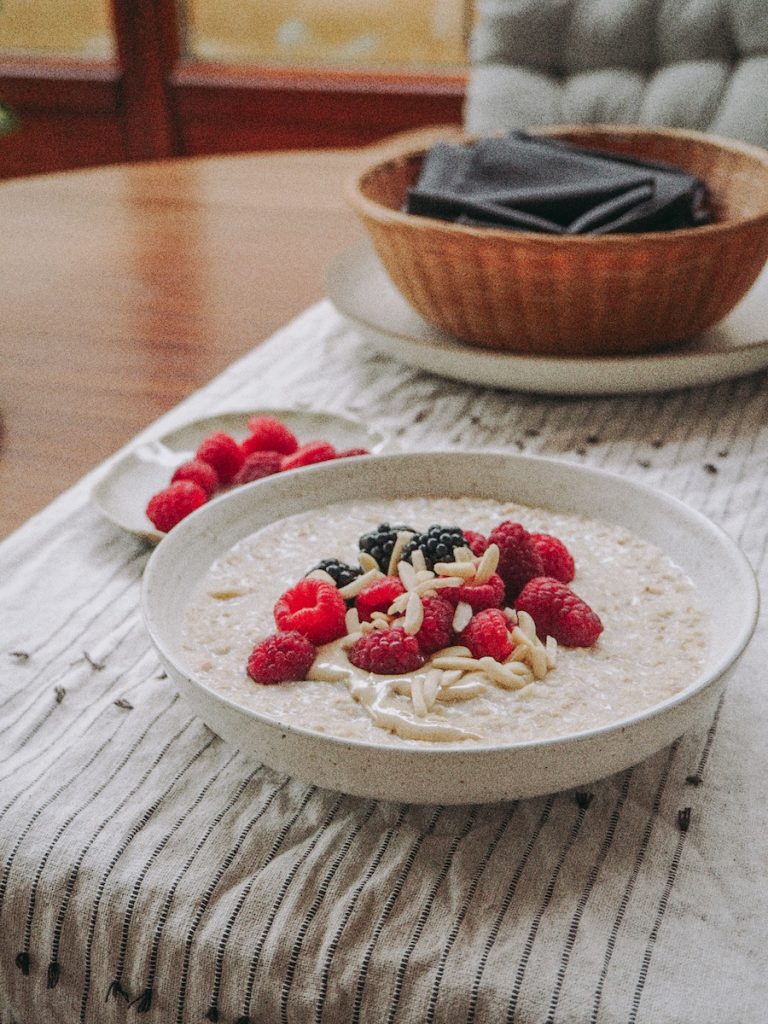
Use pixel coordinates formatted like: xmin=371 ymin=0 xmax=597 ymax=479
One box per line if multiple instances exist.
xmin=463 ymin=530 xmax=489 ymax=556
xmin=281 ymin=440 xmax=337 ymax=471
xmin=246 ymin=631 xmax=315 ymax=685
xmin=515 ymin=577 xmax=603 ymax=647
xmin=145 ymin=481 xmax=207 ymax=532
xmin=530 ymin=533 xmax=575 ymax=584
xmin=273 ymin=579 xmax=347 ymax=645
xmin=195 ymin=432 xmax=245 ymax=484
xmin=336 ymin=447 xmax=370 ymax=458
xmin=348 ymin=627 xmax=424 ymax=675
xmin=443 ymin=572 xmax=505 ymax=612
xmin=459 ymin=608 xmax=513 ymax=661
xmin=402 ymin=525 xmax=468 ymax=570
xmin=355 ymin=577 xmax=405 ymax=621
xmin=415 ymin=597 xmax=455 ymax=654
xmin=358 ymin=523 xmax=416 ymax=573
xmin=233 ymin=450 xmax=283 ymax=485
xmin=487 ymin=521 xmax=545 ymax=603
xmin=170 ymin=458 xmax=219 ymax=496
xmin=244 ymin=416 xmax=299 ymax=456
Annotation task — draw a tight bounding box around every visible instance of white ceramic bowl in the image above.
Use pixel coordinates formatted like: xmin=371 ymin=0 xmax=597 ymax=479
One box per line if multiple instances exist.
xmin=141 ymin=452 xmax=758 ymax=804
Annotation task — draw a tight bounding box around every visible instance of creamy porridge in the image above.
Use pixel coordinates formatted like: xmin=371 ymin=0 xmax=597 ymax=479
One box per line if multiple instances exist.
xmin=181 ymin=498 xmax=709 ymax=747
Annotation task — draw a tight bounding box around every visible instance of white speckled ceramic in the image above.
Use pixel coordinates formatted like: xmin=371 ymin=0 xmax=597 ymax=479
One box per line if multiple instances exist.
xmin=141 ymin=452 xmax=758 ymax=804
xmin=91 ymin=407 xmax=393 ymax=542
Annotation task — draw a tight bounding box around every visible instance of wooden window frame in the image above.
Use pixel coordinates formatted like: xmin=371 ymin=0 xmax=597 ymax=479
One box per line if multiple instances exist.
xmin=0 ymin=0 xmax=466 ymax=178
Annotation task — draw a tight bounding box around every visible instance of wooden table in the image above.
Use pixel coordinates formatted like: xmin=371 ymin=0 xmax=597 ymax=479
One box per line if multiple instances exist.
xmin=0 ymin=143 xmax=394 ymax=538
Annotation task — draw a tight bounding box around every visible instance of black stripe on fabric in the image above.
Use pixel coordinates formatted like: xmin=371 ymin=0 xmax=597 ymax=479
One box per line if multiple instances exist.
xmin=203 ymin=785 xmax=318 ymax=1024
xmin=505 ymin=795 xmax=593 ymax=1024
xmin=0 ymin=550 xmax=146 ymax=714
xmin=465 ymin=794 xmax=556 ymax=1024
xmin=0 ymin=701 xmax=60 ymax=760
xmin=238 ymin=794 xmax=347 ymax=1022
xmin=425 ymin=803 xmax=519 ymax=1024
xmin=385 ymin=809 xmax=478 ymax=1024
xmin=628 ymin=822 xmax=691 ymax=1024
xmin=174 ymin=776 xmax=292 ymax=1024
xmin=589 ymin=741 xmax=680 ymax=1024
xmin=108 ymin=751 xmax=240 ymax=1000
xmin=16 ymin=693 xmax=183 ymax=969
xmin=313 ymin=805 xmax=410 ymax=1024
xmin=686 ymin=694 xmax=724 ymax=787
xmin=351 ymin=805 xmax=444 ymax=1024
xmin=75 ymin=719 xmax=215 ymax=1022
xmin=136 ymin=764 xmax=264 ymax=1002
xmin=278 ymin=801 xmax=378 ymax=1024
xmin=544 ymin=772 xmax=633 ymax=1024
xmin=0 ymin=715 xmax=126 ymax=921
xmin=47 ymin=705 xmax=197 ymax=966
xmin=0 ymin=640 xmax=159 ymax=790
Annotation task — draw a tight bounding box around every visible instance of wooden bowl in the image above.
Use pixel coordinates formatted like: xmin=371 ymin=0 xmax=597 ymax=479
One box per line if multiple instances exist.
xmin=347 ymin=125 xmax=768 ymax=356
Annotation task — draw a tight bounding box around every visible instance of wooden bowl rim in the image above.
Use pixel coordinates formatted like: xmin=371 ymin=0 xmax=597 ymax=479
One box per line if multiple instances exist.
xmin=347 ymin=123 xmax=768 ymax=247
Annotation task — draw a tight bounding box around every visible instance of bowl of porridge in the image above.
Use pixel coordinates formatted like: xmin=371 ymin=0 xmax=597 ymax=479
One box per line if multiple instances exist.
xmin=141 ymin=452 xmax=757 ymax=803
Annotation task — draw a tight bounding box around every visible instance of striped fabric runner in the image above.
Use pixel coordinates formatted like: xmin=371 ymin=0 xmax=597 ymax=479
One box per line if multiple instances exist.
xmin=1 ymin=301 xmax=766 ymax=1023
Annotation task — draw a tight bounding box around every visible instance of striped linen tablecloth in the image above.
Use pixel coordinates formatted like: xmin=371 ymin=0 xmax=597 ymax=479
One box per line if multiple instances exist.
xmin=1 ymin=300 xmax=767 ymax=1024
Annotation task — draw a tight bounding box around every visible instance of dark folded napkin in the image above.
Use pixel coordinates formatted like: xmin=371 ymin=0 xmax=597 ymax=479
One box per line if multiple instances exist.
xmin=406 ymin=131 xmax=711 ymax=235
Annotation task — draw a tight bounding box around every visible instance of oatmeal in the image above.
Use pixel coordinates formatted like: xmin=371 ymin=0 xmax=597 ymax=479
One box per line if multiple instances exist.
xmin=181 ymin=498 xmax=709 ymax=747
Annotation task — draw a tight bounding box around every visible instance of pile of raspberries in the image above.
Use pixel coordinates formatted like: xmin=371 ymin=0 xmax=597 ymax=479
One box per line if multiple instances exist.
xmin=246 ymin=519 xmax=603 ymax=685
xmin=145 ymin=414 xmax=369 ymax=533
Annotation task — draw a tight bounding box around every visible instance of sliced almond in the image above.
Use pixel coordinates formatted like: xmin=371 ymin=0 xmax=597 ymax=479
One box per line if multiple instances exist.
xmin=434 ymin=561 xmax=476 ymax=579
xmin=345 ymin=607 xmax=361 ymax=634
xmin=306 ymin=569 xmax=337 ymax=585
xmin=388 ymin=530 xmax=415 ymax=576
xmin=358 ymin=552 xmax=379 ymax=573
xmin=403 ymin=591 xmax=424 ymax=635
xmin=474 ymin=543 xmax=500 ymax=583
xmin=478 ymin=657 xmax=531 ymax=690
xmin=410 ymin=549 xmax=428 ymax=574
xmin=430 ymin=655 xmax=483 ymax=671
xmin=454 ymin=546 xmax=474 ymax=563
xmin=398 ymin=559 xmax=418 ymax=591
xmin=411 ymin=677 xmax=427 ymax=717
xmin=451 ymin=601 xmax=474 ymax=633
xmin=339 ymin=567 xmax=382 ymax=599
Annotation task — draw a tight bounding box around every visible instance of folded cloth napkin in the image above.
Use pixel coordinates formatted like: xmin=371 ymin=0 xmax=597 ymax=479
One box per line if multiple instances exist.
xmin=406 ymin=131 xmax=711 ymax=234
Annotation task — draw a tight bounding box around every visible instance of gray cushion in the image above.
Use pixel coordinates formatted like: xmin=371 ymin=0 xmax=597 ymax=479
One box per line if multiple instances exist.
xmin=465 ymin=0 xmax=768 ymax=147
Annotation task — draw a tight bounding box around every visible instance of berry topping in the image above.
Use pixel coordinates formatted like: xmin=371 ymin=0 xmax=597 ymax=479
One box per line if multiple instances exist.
xmin=529 ymin=533 xmax=576 ymax=584
xmin=280 ymin=440 xmax=337 ymax=471
xmin=443 ymin=572 xmax=505 ymax=612
xmin=355 ymin=577 xmax=406 ymax=621
xmin=415 ymin=597 xmax=455 ymax=654
xmin=246 ymin=631 xmax=316 ymax=685
xmin=146 ymin=481 xmax=207 ymax=532
xmin=306 ymin=558 xmax=363 ymax=594
xmin=515 ymin=577 xmax=603 ymax=647
xmin=233 ymin=450 xmax=284 ymax=485
xmin=487 ymin=521 xmax=545 ymax=603
xmin=170 ymin=458 xmax=219 ymax=497
xmin=273 ymin=579 xmax=347 ymax=645
xmin=402 ymin=524 xmax=469 ymax=570
xmin=195 ymin=431 xmax=245 ymax=484
xmin=336 ymin=447 xmax=370 ymax=458
xmin=348 ymin=627 xmax=424 ymax=675
xmin=244 ymin=415 xmax=299 ymax=456
xmin=358 ymin=523 xmax=416 ymax=573
xmin=463 ymin=530 xmax=489 ymax=556
xmin=459 ymin=608 xmax=513 ymax=661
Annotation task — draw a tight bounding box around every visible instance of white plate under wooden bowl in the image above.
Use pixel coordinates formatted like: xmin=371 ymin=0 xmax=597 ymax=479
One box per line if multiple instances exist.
xmin=91 ymin=407 xmax=393 ymax=543
xmin=141 ymin=451 xmax=757 ymax=804
xmin=327 ymin=240 xmax=768 ymax=396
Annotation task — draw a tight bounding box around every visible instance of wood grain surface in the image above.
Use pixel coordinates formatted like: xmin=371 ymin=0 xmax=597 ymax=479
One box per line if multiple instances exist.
xmin=0 ymin=147 xmax=376 ymax=538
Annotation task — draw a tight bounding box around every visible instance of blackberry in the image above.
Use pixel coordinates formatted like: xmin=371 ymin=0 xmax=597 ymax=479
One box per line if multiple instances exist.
xmin=402 ymin=525 xmax=468 ymax=570
xmin=305 ymin=558 xmax=362 ymax=591
xmin=358 ymin=522 xmax=416 ymax=573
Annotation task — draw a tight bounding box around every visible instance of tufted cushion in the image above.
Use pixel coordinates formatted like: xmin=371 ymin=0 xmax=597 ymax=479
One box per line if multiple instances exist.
xmin=465 ymin=0 xmax=768 ymax=147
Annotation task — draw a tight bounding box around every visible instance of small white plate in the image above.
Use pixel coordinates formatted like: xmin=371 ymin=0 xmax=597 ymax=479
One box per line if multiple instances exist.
xmin=327 ymin=240 xmax=768 ymax=395
xmin=92 ymin=408 xmax=393 ymax=543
